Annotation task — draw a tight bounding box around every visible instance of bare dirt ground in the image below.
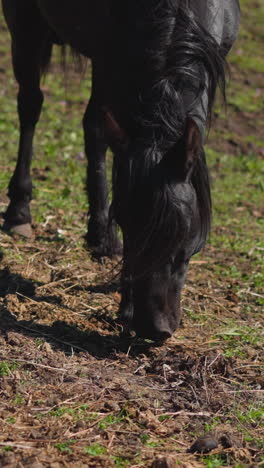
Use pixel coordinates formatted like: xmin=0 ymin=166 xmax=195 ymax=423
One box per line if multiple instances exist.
xmin=0 ymin=2 xmax=263 ymax=467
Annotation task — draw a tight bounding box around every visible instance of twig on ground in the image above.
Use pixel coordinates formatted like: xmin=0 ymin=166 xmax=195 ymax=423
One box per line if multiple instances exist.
xmin=0 ymin=442 xmax=37 ymax=450
xmin=156 ymin=411 xmax=211 ymax=417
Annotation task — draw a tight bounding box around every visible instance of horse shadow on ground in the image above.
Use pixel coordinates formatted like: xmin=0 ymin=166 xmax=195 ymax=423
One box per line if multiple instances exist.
xmin=0 ymin=268 xmax=155 ymax=359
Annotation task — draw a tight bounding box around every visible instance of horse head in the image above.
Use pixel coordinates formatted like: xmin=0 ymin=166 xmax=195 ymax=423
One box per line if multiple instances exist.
xmin=105 ymin=110 xmax=211 ymax=340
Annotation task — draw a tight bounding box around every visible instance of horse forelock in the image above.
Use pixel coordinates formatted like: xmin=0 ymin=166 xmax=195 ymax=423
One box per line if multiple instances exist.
xmin=112 ymin=143 xmax=211 ymax=277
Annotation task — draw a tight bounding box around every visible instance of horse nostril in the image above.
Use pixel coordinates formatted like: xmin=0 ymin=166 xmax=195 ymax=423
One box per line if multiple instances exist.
xmin=155 ymin=329 xmax=172 ymax=342
xmin=134 ymin=323 xmax=172 ymax=341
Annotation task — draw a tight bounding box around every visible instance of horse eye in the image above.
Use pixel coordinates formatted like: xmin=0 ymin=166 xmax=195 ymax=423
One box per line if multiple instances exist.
xmin=170 ymin=259 xmax=177 ymax=275
xmin=170 ymin=260 xmax=183 ymax=275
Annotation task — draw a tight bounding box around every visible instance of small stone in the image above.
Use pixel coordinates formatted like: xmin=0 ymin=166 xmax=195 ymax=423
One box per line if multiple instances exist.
xmin=74 ymin=420 xmax=86 ymax=430
xmin=104 ymin=401 xmax=120 ymax=412
xmin=30 ymin=429 xmax=42 ymax=440
xmin=43 ymin=342 xmax=53 ymax=354
xmin=219 ymin=435 xmax=232 ymax=449
xmin=151 ymin=456 xmax=175 ymax=468
xmin=7 ymin=333 xmax=21 ymax=346
xmin=188 ymin=435 xmax=218 ymax=454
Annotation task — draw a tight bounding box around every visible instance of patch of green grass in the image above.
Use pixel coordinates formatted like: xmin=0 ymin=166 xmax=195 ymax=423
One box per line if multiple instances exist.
xmin=12 ymin=395 xmax=25 ymax=405
xmin=144 ymin=440 xmax=161 ymax=448
xmin=229 ymin=0 xmax=264 ymax=74
xmin=216 ymin=325 xmax=260 ymax=345
xmin=204 ymin=418 xmax=221 ymax=433
xmin=35 ymin=399 xmax=45 ymax=406
xmin=183 ymin=307 xmax=207 ymax=323
xmin=6 ymin=417 xmax=16 ymax=424
xmin=49 ymin=405 xmax=99 ymax=423
xmin=204 ymin=146 xmax=264 ymax=324
xmin=230 ymin=52 xmax=264 ymax=73
xmin=229 ymin=85 xmax=263 ymax=113
xmin=140 ymin=433 xmax=150 ymax=444
xmin=235 ymin=405 xmax=264 ymax=427
xmin=0 ymin=362 xmax=18 ymax=377
xmin=111 ymin=456 xmax=131 ymax=467
xmin=98 ymin=413 xmax=125 ymax=430
xmin=215 ymin=324 xmax=263 ymax=358
xmin=84 ymin=443 xmax=107 ymax=456
xmin=158 ymin=414 xmax=172 ymax=422
xmin=49 ymin=406 xmax=74 ymax=418
xmin=55 ymin=440 xmax=75 ymax=453
xmin=202 ymin=454 xmax=228 ymax=468
xmin=244 ymin=435 xmax=264 ymax=450
xmin=2 ymin=446 xmax=13 ymax=452
xmin=35 ymin=338 xmax=46 ymax=348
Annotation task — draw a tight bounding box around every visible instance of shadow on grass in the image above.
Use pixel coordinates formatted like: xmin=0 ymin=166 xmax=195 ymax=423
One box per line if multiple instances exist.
xmin=0 ymin=268 xmax=155 ymax=358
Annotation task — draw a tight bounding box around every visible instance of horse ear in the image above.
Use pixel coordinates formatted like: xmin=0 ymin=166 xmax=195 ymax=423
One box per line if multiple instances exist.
xmin=182 ymin=117 xmax=202 ymax=179
xmin=103 ymin=108 xmax=129 ymax=151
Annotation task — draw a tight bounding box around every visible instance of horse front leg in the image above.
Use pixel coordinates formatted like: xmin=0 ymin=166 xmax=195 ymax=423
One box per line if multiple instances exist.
xmin=2 ymin=3 xmax=51 ymax=238
xmin=3 ymin=85 xmax=44 ymax=238
xmin=83 ymin=71 xmax=122 ymax=256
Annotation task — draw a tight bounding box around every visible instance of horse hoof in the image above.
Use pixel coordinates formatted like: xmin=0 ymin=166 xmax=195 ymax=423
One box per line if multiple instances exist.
xmin=3 ymin=222 xmax=33 ymax=239
xmin=86 ymin=237 xmax=123 ymax=258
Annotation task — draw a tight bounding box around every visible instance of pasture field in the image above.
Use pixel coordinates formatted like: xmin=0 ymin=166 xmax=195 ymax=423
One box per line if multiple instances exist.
xmin=0 ymin=1 xmax=263 ymax=467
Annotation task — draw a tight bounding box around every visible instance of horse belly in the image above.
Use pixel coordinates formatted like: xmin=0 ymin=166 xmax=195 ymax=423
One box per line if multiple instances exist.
xmin=36 ymin=0 xmax=108 ymax=56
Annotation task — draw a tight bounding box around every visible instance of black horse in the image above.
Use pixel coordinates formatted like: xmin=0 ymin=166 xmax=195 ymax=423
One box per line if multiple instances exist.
xmin=2 ymin=0 xmax=240 ymax=340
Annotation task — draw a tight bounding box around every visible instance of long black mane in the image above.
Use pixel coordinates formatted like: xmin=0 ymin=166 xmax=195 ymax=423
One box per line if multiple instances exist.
xmin=112 ymin=0 xmax=226 ymax=272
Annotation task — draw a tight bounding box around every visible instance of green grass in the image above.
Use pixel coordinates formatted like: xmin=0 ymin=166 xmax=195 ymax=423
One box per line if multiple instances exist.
xmin=49 ymin=405 xmax=99 ymax=423
xmin=12 ymin=395 xmax=25 ymax=405
xmin=6 ymin=417 xmax=16 ymax=424
xmin=1 ymin=446 xmax=13 ymax=452
xmin=235 ymin=405 xmax=264 ymax=427
xmin=111 ymin=456 xmax=131 ymax=467
xmin=213 ymin=323 xmax=263 ymax=359
xmin=0 ymin=362 xmax=18 ymax=377
xmin=202 ymin=455 xmax=228 ymax=468
xmin=229 ymin=84 xmax=264 ymax=113
xmin=55 ymin=440 xmax=75 ymax=453
xmin=84 ymin=443 xmax=107 ymax=456
xmin=98 ymin=412 xmax=126 ymax=430
xmin=230 ymin=0 xmax=264 ymax=73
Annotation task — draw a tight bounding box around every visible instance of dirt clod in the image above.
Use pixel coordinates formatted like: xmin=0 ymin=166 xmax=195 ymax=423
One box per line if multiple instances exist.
xmin=151 ymin=456 xmax=175 ymax=468
xmin=187 ymin=436 xmax=219 ymax=454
